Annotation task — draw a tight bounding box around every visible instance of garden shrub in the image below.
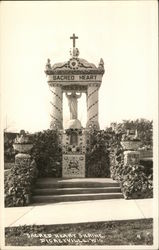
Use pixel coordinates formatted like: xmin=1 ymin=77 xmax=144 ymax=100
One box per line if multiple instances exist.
xmin=120 ymin=165 xmax=153 ymax=199
xmin=4 ymin=132 xmax=17 ymax=162
xmin=31 ymin=130 xmax=62 ymax=177
xmin=140 ymin=160 xmax=153 ymax=177
xmin=4 ymin=162 xmax=15 ymax=170
xmin=110 ymin=141 xmax=153 ymax=199
xmin=108 ymin=119 xmax=153 ymax=148
xmin=5 ymin=155 xmax=38 ymax=207
xmin=86 ymin=129 xmax=110 ymax=177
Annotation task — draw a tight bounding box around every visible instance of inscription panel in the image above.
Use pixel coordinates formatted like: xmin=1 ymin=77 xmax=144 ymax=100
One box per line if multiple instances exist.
xmin=47 ymin=74 xmax=102 ymax=84
xmin=62 ymin=154 xmax=85 ymax=178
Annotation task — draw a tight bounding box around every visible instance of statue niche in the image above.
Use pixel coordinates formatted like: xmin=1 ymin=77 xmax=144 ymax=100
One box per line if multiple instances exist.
xmin=70 ymin=132 xmax=78 ymax=146
xmin=66 ymin=91 xmax=82 ymax=119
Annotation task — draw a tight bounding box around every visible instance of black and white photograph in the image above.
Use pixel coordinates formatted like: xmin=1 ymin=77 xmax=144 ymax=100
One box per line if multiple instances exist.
xmin=0 ymin=1 xmax=158 ymax=249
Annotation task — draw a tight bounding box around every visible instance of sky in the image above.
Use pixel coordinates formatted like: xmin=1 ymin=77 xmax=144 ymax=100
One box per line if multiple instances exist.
xmin=0 ymin=1 xmax=158 ymax=132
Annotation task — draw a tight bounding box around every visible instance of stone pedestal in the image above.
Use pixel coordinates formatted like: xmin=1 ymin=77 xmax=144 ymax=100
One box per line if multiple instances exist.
xmin=121 ymin=139 xmax=141 ymax=166
xmin=13 ymin=140 xmax=33 ymax=175
xmin=62 ymin=129 xmax=86 ymax=178
xmin=124 ymin=151 xmax=140 ymax=165
xmin=11 ymin=131 xmax=35 ymax=206
xmin=15 ymin=153 xmax=32 ymax=166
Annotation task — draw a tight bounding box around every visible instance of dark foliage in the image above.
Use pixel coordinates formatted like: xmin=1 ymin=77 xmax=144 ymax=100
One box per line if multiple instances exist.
xmin=86 ymin=129 xmax=110 ymax=177
xmin=107 ymin=119 xmax=153 ymax=148
xmin=140 ymin=160 xmax=153 ymax=177
xmin=110 ymin=139 xmax=153 ymax=199
xmin=4 ymin=132 xmax=17 ymax=162
xmin=31 ymin=130 xmax=62 ymax=177
xmin=5 ymin=156 xmax=38 ymax=207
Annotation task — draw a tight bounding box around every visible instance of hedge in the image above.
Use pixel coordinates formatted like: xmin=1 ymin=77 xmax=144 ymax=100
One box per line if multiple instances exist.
xmin=109 ymin=137 xmax=153 ymax=199
xmin=4 ymin=133 xmax=17 ymax=162
xmin=86 ymin=130 xmax=111 ymax=178
xmin=31 ymin=130 xmax=62 ymax=177
xmin=5 ymin=155 xmax=38 ymax=207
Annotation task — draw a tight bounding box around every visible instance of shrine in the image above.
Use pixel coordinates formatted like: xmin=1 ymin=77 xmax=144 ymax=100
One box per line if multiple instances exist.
xmin=45 ymin=34 xmax=105 ymax=177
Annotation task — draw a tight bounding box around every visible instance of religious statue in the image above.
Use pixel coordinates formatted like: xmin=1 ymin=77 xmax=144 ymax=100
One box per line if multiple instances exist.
xmin=66 ymin=91 xmax=82 ymax=119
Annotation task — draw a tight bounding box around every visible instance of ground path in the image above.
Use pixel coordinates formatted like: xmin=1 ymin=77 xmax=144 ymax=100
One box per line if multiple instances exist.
xmin=4 ymin=198 xmax=153 ymax=227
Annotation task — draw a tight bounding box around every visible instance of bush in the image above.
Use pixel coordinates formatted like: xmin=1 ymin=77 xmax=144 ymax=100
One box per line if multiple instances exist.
xmin=120 ymin=165 xmax=153 ymax=199
xmin=31 ymin=130 xmax=62 ymax=177
xmin=4 ymin=133 xmax=17 ymax=162
xmin=140 ymin=160 xmax=153 ymax=177
xmin=5 ymin=155 xmax=38 ymax=207
xmin=4 ymin=162 xmax=15 ymax=170
xmin=110 ymin=144 xmax=153 ymax=199
xmin=108 ymin=119 xmax=153 ymax=148
xmin=86 ymin=130 xmax=110 ymax=177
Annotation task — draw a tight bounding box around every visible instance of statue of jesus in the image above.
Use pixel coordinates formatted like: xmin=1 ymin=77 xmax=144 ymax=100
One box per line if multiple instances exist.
xmin=66 ymin=91 xmax=82 ymax=119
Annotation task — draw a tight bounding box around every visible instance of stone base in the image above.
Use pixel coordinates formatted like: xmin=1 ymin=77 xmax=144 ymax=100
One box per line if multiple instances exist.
xmin=62 ymin=154 xmax=85 ymax=178
xmin=86 ymin=120 xmax=99 ymax=130
xmin=66 ymin=119 xmax=82 ymax=129
xmin=124 ymin=151 xmax=140 ymax=165
xmin=15 ymin=153 xmax=31 ymax=166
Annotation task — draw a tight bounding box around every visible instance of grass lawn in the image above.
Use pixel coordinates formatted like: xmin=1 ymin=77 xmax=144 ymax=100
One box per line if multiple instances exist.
xmin=5 ymin=218 xmax=153 ymax=246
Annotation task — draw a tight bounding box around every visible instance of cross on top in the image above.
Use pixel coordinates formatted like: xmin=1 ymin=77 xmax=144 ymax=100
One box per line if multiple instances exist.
xmin=70 ymin=33 xmax=78 ymax=48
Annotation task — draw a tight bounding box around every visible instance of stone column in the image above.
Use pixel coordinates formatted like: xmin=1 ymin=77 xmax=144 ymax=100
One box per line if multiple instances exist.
xmin=50 ymin=84 xmax=63 ymax=129
xmin=86 ymin=83 xmax=99 ymax=129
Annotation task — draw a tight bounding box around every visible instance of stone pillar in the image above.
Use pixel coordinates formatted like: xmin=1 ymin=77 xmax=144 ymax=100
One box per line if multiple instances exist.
xmin=13 ymin=130 xmax=34 ymax=205
xmin=121 ymin=140 xmax=141 ymax=166
xmin=86 ymin=84 xmax=99 ymax=129
xmin=50 ymin=84 xmax=63 ymax=129
xmin=123 ymin=151 xmax=140 ymax=165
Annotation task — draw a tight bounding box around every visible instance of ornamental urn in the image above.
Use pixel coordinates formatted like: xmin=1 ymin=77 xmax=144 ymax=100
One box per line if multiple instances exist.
xmin=121 ymin=140 xmax=142 ymax=151
xmin=13 ymin=130 xmax=33 ymax=153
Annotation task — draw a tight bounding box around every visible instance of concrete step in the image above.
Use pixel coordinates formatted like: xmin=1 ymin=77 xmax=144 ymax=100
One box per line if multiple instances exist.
xmin=33 ymin=186 xmax=122 ymax=195
xmin=35 ymin=178 xmax=120 ymax=188
xmin=32 ymin=192 xmax=123 ymax=203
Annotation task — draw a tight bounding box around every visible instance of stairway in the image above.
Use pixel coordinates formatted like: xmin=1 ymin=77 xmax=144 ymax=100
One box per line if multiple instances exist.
xmin=32 ymin=178 xmax=123 ymax=204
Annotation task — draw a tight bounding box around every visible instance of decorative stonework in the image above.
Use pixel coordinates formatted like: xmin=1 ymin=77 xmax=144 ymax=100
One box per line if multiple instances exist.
xmin=62 ymin=128 xmax=86 ymax=177
xmin=62 ymin=154 xmax=85 ymax=178
xmin=121 ymin=141 xmax=142 ymax=151
xmin=46 ymin=69 xmax=104 ymax=75
xmin=86 ymin=85 xmax=99 ymax=129
xmin=49 ymin=85 xmax=63 ymax=129
xmin=45 ymin=34 xmax=105 ymax=178
xmin=98 ymin=58 xmax=104 ymax=70
xmin=62 ymin=85 xmax=87 ymax=92
xmin=70 ymin=47 xmax=79 ymax=58
xmin=50 ymin=58 xmax=99 ymax=72
xmin=62 ymin=129 xmax=86 ymax=155
xmin=121 ymin=130 xmax=142 ymax=166
xmin=13 ymin=130 xmax=33 ymax=153
xmin=45 ymin=34 xmax=105 ymax=131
